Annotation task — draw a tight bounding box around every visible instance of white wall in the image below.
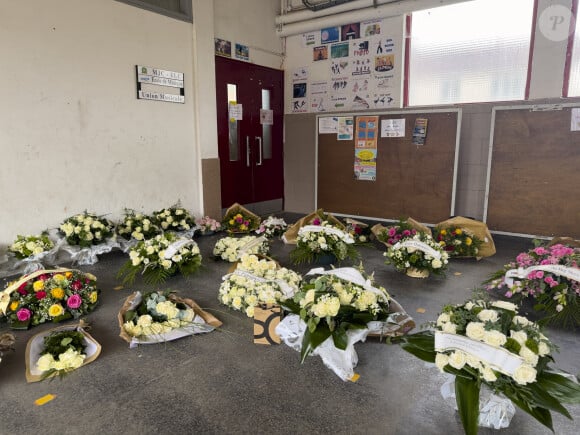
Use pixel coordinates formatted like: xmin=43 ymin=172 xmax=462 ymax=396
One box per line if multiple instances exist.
xmin=0 ymin=0 xmax=201 ymax=246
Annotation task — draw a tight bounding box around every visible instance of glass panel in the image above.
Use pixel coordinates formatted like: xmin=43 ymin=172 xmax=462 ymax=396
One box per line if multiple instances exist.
xmin=409 ymin=0 xmax=533 ymax=105
xmin=262 ymin=89 xmax=272 ymax=159
xmin=568 ymin=14 xmax=580 ymax=96
xmin=227 ymin=84 xmax=238 ymax=161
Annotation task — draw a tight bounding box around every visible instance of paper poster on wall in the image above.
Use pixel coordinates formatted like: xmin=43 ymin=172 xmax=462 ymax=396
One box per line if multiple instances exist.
xmin=571 ymin=108 xmax=580 ymax=131
xmin=375 ymin=54 xmax=394 ymax=73
xmin=361 ymin=19 xmax=381 ymax=37
xmin=351 ymin=40 xmax=370 ymax=57
xmin=321 ymin=26 xmax=340 ymax=44
xmin=352 ymin=94 xmax=371 ymax=110
xmin=302 ymin=31 xmax=319 ymax=47
xmin=319 ymin=116 xmax=338 ymax=134
xmin=292 ymin=82 xmax=308 ymax=113
xmin=330 ymin=42 xmax=349 ymax=58
xmin=354 ymin=154 xmax=377 ymax=181
xmin=235 ymin=43 xmax=249 ymax=61
xmin=214 ymin=38 xmax=231 ymax=57
xmin=355 ymin=115 xmax=378 ymax=180
xmin=229 ymin=103 xmax=243 ymax=121
xmin=313 ymin=45 xmax=329 ymax=61
xmin=330 ymin=93 xmax=349 ymax=110
xmin=310 ymin=81 xmax=328 ymax=112
xmin=355 ymin=116 xmax=378 ymax=148
xmin=337 ymin=116 xmax=354 ymax=140
xmin=293 ymin=67 xmax=309 ymax=82
xmin=260 ymin=109 xmax=274 ymax=125
xmin=351 ymin=78 xmax=369 ymax=93
xmin=381 ymin=119 xmax=405 ymax=137
xmin=371 ymin=92 xmax=394 ymax=109
xmin=374 ymin=38 xmax=394 ymax=55
xmin=412 ymin=118 xmax=429 ymax=145
xmin=341 ymin=23 xmax=360 ymax=40
xmin=351 ymin=58 xmax=372 ymax=76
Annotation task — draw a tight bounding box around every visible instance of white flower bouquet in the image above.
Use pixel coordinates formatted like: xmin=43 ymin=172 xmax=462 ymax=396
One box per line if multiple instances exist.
xmin=152 ymin=205 xmax=196 ymax=233
xmin=290 ymin=220 xmax=359 ymax=265
xmin=118 ymin=233 xmax=202 ymax=284
xmin=118 ymin=290 xmax=222 ymax=348
xmin=213 ymin=235 xmax=269 ymax=262
xmin=255 ymin=216 xmax=288 ymax=239
xmin=218 ymin=254 xmax=301 ymax=317
xmin=59 ymin=212 xmax=115 ymax=247
xmin=384 ymin=232 xmax=449 ymax=277
xmin=117 ymin=209 xmax=161 ymax=241
xmin=9 ymin=233 xmax=54 ymax=259
xmin=402 ymin=299 xmax=580 ymax=434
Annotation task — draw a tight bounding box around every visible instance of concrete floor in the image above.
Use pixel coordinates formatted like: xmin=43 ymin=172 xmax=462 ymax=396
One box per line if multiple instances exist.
xmin=1 ymin=215 xmax=579 ymax=435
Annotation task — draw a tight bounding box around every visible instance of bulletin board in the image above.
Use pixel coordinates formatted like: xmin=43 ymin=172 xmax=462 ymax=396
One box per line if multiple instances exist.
xmin=316 ymin=109 xmax=461 ymax=224
xmin=484 ymin=104 xmax=580 ymax=238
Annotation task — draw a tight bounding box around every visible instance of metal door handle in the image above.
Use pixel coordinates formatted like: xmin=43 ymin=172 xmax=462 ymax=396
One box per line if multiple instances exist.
xmin=256 ymin=136 xmax=262 ymax=166
xmin=246 ymin=136 xmax=250 ymax=167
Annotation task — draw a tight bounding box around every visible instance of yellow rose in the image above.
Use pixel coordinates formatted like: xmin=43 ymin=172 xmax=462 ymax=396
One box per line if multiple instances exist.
xmin=229 ymin=219 xmax=235 ymax=225
xmin=33 ymin=280 xmax=45 ymax=292
xmin=440 ymin=229 xmax=447 ymax=236
xmin=89 ymin=291 xmax=98 ymax=304
xmin=9 ymin=301 xmax=19 ymax=311
xmin=65 ymin=271 xmax=73 ymax=279
xmin=455 ymin=228 xmax=462 ymax=235
xmin=53 ymin=273 xmax=65 ymax=283
xmin=465 ymin=237 xmax=472 ymax=246
xmin=51 ymin=287 xmax=65 ymax=299
xmin=48 ymin=304 xmax=64 ymax=317
xmin=439 ymin=241 xmax=445 ymax=246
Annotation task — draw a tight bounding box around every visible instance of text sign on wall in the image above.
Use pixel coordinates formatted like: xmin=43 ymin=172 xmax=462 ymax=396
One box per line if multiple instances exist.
xmin=136 ymin=65 xmax=185 ymax=104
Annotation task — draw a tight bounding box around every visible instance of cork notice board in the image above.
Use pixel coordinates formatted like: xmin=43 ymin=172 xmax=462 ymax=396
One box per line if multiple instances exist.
xmin=485 ymin=105 xmax=580 ymax=238
xmin=316 ymin=110 xmax=460 ymax=224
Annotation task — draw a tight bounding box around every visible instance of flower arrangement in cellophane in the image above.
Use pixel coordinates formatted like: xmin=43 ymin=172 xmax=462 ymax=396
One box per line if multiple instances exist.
xmin=402 ymin=299 xmax=580 ymax=435
xmin=384 ymin=232 xmax=449 ymax=276
xmin=116 ymin=209 xmax=161 ymax=241
xmin=9 ymin=233 xmax=54 ymax=260
xmin=117 ymin=233 xmax=202 ymax=285
xmin=218 ymin=254 xmax=301 ymax=317
xmin=343 ymin=218 xmax=372 ymax=245
xmin=255 ymin=216 xmax=288 ymax=239
xmin=59 ymin=212 xmax=115 ymax=247
xmin=433 ymin=225 xmax=483 ymax=258
xmin=222 ymin=203 xmax=261 ymax=234
xmin=290 ymin=220 xmax=359 ymax=265
xmin=485 ymin=243 xmax=580 ymax=327
xmin=213 ymin=235 xmax=269 ymax=262
xmin=376 ymin=219 xmax=420 ymax=247
xmin=152 ymin=205 xmax=195 ymax=232
xmin=0 ymin=269 xmax=100 ymax=329
xmin=195 ymin=216 xmax=222 ymax=235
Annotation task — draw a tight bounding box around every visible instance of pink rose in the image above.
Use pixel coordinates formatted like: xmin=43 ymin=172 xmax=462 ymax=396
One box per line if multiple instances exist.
xmin=16 ymin=308 xmax=32 ymax=322
xmin=402 ymin=230 xmax=411 ymax=236
xmin=534 ymin=247 xmax=548 ymax=256
xmin=67 ymin=294 xmax=83 ymax=309
xmin=312 ymin=218 xmax=321 ymax=225
xmin=387 ymin=227 xmax=397 ymax=237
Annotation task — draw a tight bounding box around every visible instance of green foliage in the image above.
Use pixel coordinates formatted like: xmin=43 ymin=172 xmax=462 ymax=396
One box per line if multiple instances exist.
xmin=41 ymin=330 xmax=86 ymax=359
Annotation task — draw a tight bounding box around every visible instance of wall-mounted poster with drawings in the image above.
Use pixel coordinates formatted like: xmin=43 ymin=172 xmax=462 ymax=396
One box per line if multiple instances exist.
xmin=341 ymin=23 xmax=360 ymax=40
xmin=321 ymin=26 xmax=340 ymax=44
xmin=331 ymin=42 xmax=349 ymax=59
xmin=361 ymin=19 xmax=381 ymax=37
xmin=313 ymin=45 xmax=328 ymax=61
xmin=310 ymin=81 xmax=328 ymax=112
xmin=354 ymin=116 xmax=378 ymax=181
xmin=292 ymin=82 xmax=307 ymax=113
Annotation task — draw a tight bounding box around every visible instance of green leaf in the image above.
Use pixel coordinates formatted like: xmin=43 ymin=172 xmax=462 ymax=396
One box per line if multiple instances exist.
xmin=502 ymin=388 xmax=554 ymax=432
xmin=332 ymin=328 xmax=348 ymax=351
xmin=536 ymin=371 xmax=580 ymax=404
xmin=455 ymin=376 xmax=480 ymax=435
xmin=527 ymin=382 xmax=572 ymax=419
xmin=401 ymin=331 xmax=436 ymax=363
xmin=60 ymin=337 xmax=72 ymax=347
xmin=300 ymin=324 xmax=332 ymax=364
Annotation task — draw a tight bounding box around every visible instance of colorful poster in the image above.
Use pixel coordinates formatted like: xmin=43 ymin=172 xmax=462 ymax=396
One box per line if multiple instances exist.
xmin=321 ymin=26 xmax=340 ymax=44
xmin=341 ymin=23 xmax=360 ymax=40
xmin=313 ymin=45 xmax=328 ymax=61
xmin=338 ymin=116 xmax=354 ymax=140
xmin=354 ymin=116 xmax=378 ymax=181
xmin=319 ymin=116 xmax=338 ymax=134
xmin=214 ymin=38 xmax=231 ymax=57
xmin=361 ymin=19 xmax=381 ymax=37
xmin=292 ymin=82 xmax=308 ymax=113
xmin=235 ymin=43 xmax=249 ymax=61
xmin=330 ymin=42 xmax=349 ymax=58
xmin=381 ymin=119 xmax=405 ymax=137
xmin=412 ymin=118 xmax=429 ymax=145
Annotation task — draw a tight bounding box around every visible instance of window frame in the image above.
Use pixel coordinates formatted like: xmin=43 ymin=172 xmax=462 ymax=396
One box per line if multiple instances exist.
xmin=563 ymin=0 xmax=579 ymax=97
xmin=115 ymin=0 xmax=193 ymax=23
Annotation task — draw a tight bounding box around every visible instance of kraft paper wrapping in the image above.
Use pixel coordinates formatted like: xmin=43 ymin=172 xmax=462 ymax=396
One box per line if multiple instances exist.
xmin=253 ymin=304 xmax=282 ymax=345
xmin=223 ymin=203 xmax=261 ymax=232
xmin=435 ymin=216 xmax=496 ymax=258
xmin=548 ymin=236 xmax=580 ymax=248
xmin=371 ymin=217 xmax=432 ymax=248
xmin=282 ymin=209 xmax=345 ymax=245
xmin=118 ymin=292 xmax=222 ymax=345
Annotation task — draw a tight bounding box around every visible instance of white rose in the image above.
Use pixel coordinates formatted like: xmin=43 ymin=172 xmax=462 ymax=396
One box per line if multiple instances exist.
xmin=477 ymin=309 xmax=499 ymax=323
xmin=464 ymin=302 xmax=475 ymax=310
xmin=510 ymin=330 xmax=527 ymax=345
xmin=491 ymin=300 xmax=518 ymax=312
xmin=448 ymin=351 xmax=467 ymax=370
xmin=538 ymin=341 xmax=550 ymax=356
xmin=442 ymin=322 xmax=457 ymax=334
xmin=245 ymin=305 xmax=255 ymax=317
xmin=36 ymin=354 xmax=55 ymax=372
xmin=512 ymin=316 xmax=530 ymax=327
xmin=465 ymin=322 xmax=486 ymax=341
xmin=435 ymin=353 xmax=449 ymax=372
xmin=181 ymin=308 xmax=195 ymax=323
xmin=513 ymin=364 xmax=537 ymax=385
xmin=432 ymin=259 xmax=442 ymax=269
xmin=436 ymin=313 xmax=450 ymax=326
xmin=232 ymin=296 xmax=242 ymax=309
xmin=483 ymin=330 xmax=507 ymax=347
xmin=326 ymin=297 xmax=341 ymax=317
xmin=519 ymin=346 xmax=539 ymax=366
xmin=132 ymin=231 xmax=144 ymax=241
xmin=156 ymin=301 xmax=179 ymax=319
xmin=137 ymin=314 xmax=153 ymax=327
xmin=482 ymin=366 xmax=498 ymax=383
xmin=465 ymin=354 xmax=482 ymax=370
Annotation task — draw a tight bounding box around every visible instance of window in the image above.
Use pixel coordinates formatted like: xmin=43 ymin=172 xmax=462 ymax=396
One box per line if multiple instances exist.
xmin=116 ymin=0 xmax=192 ymax=22
xmin=567 ymin=2 xmax=580 ymax=96
xmin=407 ymin=0 xmax=534 ymax=106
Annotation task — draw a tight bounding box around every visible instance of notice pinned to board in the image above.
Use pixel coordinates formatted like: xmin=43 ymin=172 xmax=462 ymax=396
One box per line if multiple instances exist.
xmin=412 ymin=118 xmax=429 ymax=145
xmin=338 ymin=116 xmax=354 ymax=140
xmin=381 ymin=119 xmax=405 ymax=137
xmin=319 ymin=116 xmax=338 ymax=134
xmin=229 ymin=103 xmax=243 ymax=121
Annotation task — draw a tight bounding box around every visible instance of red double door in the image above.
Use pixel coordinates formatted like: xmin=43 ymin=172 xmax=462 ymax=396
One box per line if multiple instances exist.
xmin=215 ymin=56 xmax=284 ymax=209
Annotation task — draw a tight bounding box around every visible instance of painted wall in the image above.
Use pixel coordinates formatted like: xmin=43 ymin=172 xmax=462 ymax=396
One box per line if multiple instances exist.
xmin=0 ymin=0 xmax=200 ymax=246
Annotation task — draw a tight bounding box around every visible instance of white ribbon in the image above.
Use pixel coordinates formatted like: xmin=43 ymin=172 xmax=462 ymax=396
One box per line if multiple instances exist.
xmin=237 ymin=235 xmax=268 ymax=259
xmin=393 ymin=239 xmax=441 ymax=260
xmin=223 ymin=269 xmax=296 ymax=299
xmin=435 ymin=332 xmax=525 ymax=377
xmin=504 ymin=265 xmax=580 ymax=286
xmin=298 ymin=225 xmax=355 ymax=244
xmin=306 ymin=267 xmax=390 ymax=303
xmin=163 ymin=238 xmax=196 ymax=260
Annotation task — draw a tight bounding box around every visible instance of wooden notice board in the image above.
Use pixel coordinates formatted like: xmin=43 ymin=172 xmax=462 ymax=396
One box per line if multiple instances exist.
xmin=316 ymin=110 xmax=460 ymax=223
xmin=485 ymin=105 xmax=580 ymax=238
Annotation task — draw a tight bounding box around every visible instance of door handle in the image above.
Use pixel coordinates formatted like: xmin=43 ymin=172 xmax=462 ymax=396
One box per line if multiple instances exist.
xmin=246 ymin=136 xmax=250 ymax=167
xmin=255 ymin=136 xmax=262 ymax=166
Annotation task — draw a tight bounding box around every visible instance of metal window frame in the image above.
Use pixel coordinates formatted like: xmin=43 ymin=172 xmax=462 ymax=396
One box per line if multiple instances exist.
xmin=115 ymin=0 xmax=193 ymax=23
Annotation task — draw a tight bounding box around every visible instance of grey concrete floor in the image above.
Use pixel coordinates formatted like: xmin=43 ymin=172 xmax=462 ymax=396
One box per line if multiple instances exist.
xmin=1 ymin=216 xmax=579 ymax=435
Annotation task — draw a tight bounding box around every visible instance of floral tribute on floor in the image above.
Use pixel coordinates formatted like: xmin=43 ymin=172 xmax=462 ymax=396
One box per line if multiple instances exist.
xmin=290 ymin=220 xmax=358 ymax=265
xmin=213 ymin=235 xmax=269 ymax=262
xmin=384 ymin=232 xmax=449 ymax=278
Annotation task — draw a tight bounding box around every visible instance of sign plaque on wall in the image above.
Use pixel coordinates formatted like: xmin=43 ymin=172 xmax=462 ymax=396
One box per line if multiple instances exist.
xmin=136 ymin=65 xmax=185 ymax=104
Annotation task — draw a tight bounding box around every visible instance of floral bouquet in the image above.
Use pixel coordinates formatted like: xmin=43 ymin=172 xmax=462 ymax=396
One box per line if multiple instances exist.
xmin=213 ymin=235 xmax=269 ymax=262
xmin=222 ymin=203 xmax=261 ymax=234
xmin=344 ymin=218 xmax=372 ymax=245
xmin=59 ymin=212 xmax=115 ymax=247
xmin=373 ymin=218 xmax=430 ymax=247
xmin=118 ymin=290 xmax=221 ymax=348
xmin=218 ymin=254 xmax=301 ymax=317
xmin=152 ymin=205 xmax=196 ymax=233
xmin=255 ymin=216 xmax=287 ymax=239
xmin=116 ymin=209 xmax=161 ymax=241
xmin=9 ymin=233 xmax=54 ymax=259
xmin=290 ymin=220 xmax=359 ymax=265
xmin=277 ymin=266 xmax=391 ymax=380
xmin=282 ymin=209 xmax=344 ymax=244
xmin=0 ymin=269 xmax=100 ymax=329
xmin=433 ymin=225 xmax=483 ymax=258
xmin=195 ymin=216 xmax=222 ymax=235
xmin=117 ymin=233 xmax=202 ymax=285
xmin=384 ymin=232 xmax=449 ymax=278
xmin=402 ymin=299 xmax=580 ymax=435
xmin=25 ymin=322 xmax=101 ymax=382
xmin=484 ymin=243 xmax=580 ymax=327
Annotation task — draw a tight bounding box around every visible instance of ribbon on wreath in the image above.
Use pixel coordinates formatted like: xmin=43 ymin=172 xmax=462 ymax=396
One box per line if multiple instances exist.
xmin=504 ymin=265 xmax=580 ymax=287
xmin=392 ymin=239 xmax=442 ymax=259
xmin=298 ymin=225 xmax=355 ymax=244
